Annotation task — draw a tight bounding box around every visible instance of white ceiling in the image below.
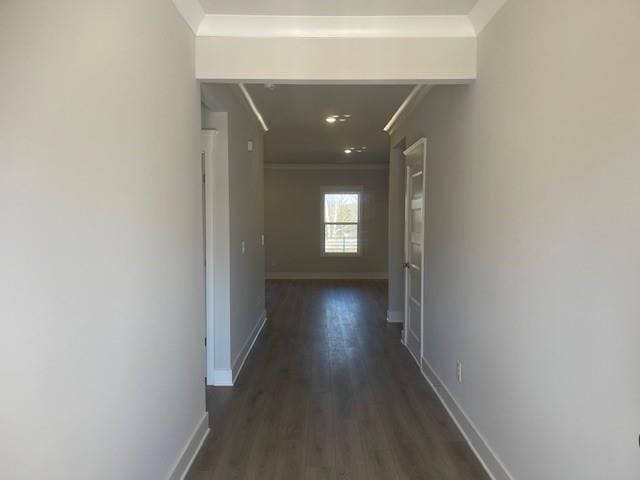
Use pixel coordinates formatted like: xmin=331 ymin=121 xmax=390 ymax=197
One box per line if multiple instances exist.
xmin=198 ymin=0 xmax=479 ymax=16
xmin=245 ymin=84 xmax=413 ymax=164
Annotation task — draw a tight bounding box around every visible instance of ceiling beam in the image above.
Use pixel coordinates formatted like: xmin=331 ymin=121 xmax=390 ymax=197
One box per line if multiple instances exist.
xmin=175 ymin=1 xmax=511 ymax=83
xmin=196 ymin=37 xmax=476 ymax=83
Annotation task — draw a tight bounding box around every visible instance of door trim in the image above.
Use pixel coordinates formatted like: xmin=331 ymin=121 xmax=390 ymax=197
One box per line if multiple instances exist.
xmin=403 ymin=137 xmax=427 ymax=366
xmin=201 ymin=128 xmax=218 ymax=385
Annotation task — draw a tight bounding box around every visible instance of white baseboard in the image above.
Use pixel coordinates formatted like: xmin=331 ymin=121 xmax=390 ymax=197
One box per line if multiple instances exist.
xmin=232 ymin=309 xmax=267 ymax=384
xmin=209 ymin=310 xmax=267 ymax=387
xmin=166 ymin=412 xmax=210 ymax=480
xmin=211 ymin=369 xmax=233 ymax=386
xmin=266 ymin=272 xmax=388 ymax=280
xmin=406 ymin=329 xmax=421 ymax=366
xmin=386 ymin=310 xmax=404 ymax=323
xmin=419 ymin=357 xmax=513 ymax=480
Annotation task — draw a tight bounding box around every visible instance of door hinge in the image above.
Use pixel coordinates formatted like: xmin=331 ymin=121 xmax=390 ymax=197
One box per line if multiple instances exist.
xmin=204 ymin=337 xmax=207 ymax=347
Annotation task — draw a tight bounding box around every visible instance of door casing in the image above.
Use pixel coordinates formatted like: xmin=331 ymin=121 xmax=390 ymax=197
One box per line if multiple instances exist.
xmin=403 ymin=137 xmax=427 ymax=366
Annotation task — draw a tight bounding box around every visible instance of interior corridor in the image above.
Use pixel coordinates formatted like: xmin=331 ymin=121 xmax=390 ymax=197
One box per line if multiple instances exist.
xmin=187 ymin=280 xmax=488 ymax=480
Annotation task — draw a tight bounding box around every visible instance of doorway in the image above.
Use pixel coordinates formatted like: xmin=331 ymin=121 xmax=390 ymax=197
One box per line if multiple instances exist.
xmin=201 ymin=129 xmax=217 ymax=384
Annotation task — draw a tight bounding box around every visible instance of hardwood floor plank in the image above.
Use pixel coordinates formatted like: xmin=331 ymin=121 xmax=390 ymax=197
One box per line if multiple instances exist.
xmin=185 ymin=280 xmax=489 ymax=480
xmin=304 ymin=391 xmax=336 ymax=470
xmin=333 ymin=418 xmax=369 ymax=480
xmin=305 ymin=466 xmax=337 ymax=480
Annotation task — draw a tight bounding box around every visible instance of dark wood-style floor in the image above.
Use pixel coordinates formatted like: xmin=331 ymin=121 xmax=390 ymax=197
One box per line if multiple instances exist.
xmin=186 ymin=280 xmax=489 ymax=480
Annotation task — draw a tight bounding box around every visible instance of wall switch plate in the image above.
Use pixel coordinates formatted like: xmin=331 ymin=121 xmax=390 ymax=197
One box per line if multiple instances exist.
xmin=456 ymin=360 xmax=462 ymax=383
xmin=241 ymin=241 xmax=246 ymax=255
xmin=247 ymin=140 xmax=254 ymax=152
xmin=261 ymin=234 xmax=265 ymax=246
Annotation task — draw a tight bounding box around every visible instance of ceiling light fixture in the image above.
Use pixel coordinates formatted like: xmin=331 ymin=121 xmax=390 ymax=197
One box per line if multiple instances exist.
xmin=325 ymin=116 xmax=337 ymax=124
xmin=344 ymin=149 xmax=352 ymax=154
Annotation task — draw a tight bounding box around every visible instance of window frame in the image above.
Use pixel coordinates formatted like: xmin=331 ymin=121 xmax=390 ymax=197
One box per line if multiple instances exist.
xmin=320 ymin=186 xmax=363 ymax=258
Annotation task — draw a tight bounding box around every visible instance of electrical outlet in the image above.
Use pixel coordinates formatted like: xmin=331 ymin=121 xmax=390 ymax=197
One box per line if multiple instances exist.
xmin=241 ymin=240 xmax=246 ymax=255
xmin=456 ymin=360 xmax=462 ymax=383
xmin=261 ymin=234 xmax=265 ymax=246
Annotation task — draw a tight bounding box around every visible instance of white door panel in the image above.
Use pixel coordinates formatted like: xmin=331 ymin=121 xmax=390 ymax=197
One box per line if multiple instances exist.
xmin=403 ymin=138 xmax=426 ymax=365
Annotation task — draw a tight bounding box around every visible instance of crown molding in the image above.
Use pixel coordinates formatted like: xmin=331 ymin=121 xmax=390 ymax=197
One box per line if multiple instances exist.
xmin=173 ymin=1 xmax=511 ymax=38
xmin=171 ymin=0 xmax=205 ymax=35
xmin=385 ymin=84 xmax=426 ymax=133
xmin=385 ymin=85 xmax=433 ymax=136
xmin=469 ymin=0 xmax=509 ymax=34
xmin=197 ymin=15 xmax=475 ymax=38
xmin=173 ymin=1 xmax=510 ymax=38
xmin=238 ymin=84 xmax=269 ymax=132
xmin=265 ymin=163 xmax=389 ymax=171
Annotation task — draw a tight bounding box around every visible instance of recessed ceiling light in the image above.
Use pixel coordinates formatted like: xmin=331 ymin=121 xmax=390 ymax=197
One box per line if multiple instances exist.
xmin=325 ymin=114 xmax=351 ymax=125
xmin=344 ymin=149 xmax=352 ymax=154
xmin=345 ymin=146 xmax=367 ymax=153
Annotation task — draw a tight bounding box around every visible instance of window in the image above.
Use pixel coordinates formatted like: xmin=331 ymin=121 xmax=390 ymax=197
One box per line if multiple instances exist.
xmin=322 ymin=188 xmax=361 ymax=256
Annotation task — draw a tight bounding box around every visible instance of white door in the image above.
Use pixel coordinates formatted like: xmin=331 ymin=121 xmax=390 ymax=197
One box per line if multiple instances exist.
xmin=403 ymin=138 xmax=426 ymax=365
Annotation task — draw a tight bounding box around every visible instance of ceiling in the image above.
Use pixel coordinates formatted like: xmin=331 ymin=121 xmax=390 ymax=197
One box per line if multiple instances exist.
xmin=198 ymin=0 xmax=479 ymax=16
xmin=245 ymin=84 xmax=413 ymax=164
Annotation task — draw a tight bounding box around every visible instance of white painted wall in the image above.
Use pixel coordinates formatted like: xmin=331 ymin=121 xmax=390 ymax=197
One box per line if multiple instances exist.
xmin=201 ymin=85 xmax=266 ymax=382
xmin=0 ymin=1 xmax=205 ymax=479
xmin=391 ymin=1 xmax=640 ymax=479
xmin=265 ymin=167 xmax=389 ymax=277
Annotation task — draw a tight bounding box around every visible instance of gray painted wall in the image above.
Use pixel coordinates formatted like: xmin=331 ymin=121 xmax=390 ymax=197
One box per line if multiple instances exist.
xmin=391 ymin=1 xmax=640 ymax=479
xmin=201 ymin=85 xmax=266 ymax=370
xmin=0 ymin=0 xmax=205 ymax=478
xmin=387 ymin=144 xmax=407 ymax=317
xmin=265 ymin=168 xmax=389 ymax=276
